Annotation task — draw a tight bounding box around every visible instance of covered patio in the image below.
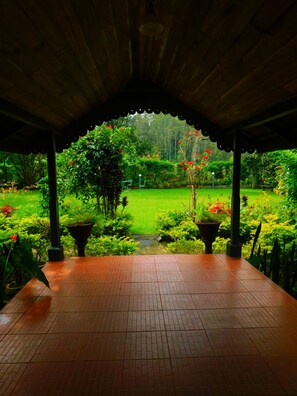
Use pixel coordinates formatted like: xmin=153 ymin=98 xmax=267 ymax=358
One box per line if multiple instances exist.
xmin=1 ymin=1 xmax=297 ymax=395
xmin=1 ymin=254 xmax=297 ymax=395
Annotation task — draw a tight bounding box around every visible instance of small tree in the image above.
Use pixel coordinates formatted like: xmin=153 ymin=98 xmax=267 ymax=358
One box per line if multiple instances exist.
xmin=178 ymin=129 xmax=211 ymax=211
xmin=62 ymin=124 xmax=137 ymax=218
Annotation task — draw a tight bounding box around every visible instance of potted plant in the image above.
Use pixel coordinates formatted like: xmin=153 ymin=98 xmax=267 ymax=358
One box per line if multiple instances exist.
xmin=64 ymin=211 xmax=98 ymax=257
xmin=0 ymin=234 xmax=50 ymax=308
xmin=195 ymin=201 xmax=231 ymax=253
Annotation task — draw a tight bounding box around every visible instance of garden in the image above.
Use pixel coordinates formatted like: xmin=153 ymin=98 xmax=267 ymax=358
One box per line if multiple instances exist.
xmin=0 ymin=116 xmax=297 ymax=305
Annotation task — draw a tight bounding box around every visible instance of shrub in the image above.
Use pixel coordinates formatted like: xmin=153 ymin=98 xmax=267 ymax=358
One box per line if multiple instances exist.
xmin=103 ymin=213 xmax=134 ymax=237
xmin=86 ymin=236 xmax=139 ymax=256
xmin=0 ymin=214 xmax=51 ymax=264
xmin=167 ymin=239 xmax=204 ymax=254
xmin=258 ymin=215 xmax=297 ymax=252
xmin=156 ymin=209 xmax=197 ymax=241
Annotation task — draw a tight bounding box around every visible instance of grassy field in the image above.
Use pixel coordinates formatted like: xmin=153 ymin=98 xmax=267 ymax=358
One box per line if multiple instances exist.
xmin=0 ymin=187 xmax=282 ymax=235
xmin=122 ymin=188 xmax=281 ymax=234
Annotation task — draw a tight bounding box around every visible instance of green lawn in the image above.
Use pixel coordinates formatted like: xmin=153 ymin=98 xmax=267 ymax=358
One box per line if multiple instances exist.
xmin=0 ymin=187 xmax=283 ymax=235
xmin=122 ymin=188 xmax=281 ymax=234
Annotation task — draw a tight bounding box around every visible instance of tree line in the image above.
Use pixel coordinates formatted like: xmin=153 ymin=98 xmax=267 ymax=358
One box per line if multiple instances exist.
xmin=0 ymin=113 xmax=296 ymax=205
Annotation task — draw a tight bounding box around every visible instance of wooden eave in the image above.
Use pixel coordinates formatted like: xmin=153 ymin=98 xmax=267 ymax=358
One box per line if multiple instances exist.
xmin=1 ymin=0 xmax=297 ymax=154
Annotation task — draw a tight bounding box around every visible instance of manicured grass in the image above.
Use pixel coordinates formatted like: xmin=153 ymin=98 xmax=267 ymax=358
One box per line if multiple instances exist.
xmin=122 ymin=188 xmax=282 ymax=234
xmin=0 ymin=187 xmax=283 ymax=235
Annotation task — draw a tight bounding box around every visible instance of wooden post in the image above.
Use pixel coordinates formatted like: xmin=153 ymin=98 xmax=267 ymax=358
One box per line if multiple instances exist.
xmin=47 ymin=132 xmax=64 ymax=261
xmin=227 ymin=132 xmax=242 ymax=257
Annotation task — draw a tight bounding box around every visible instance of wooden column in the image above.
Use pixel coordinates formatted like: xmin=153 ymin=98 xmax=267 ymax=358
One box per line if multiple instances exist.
xmin=47 ymin=132 xmax=64 ymax=261
xmin=227 ymin=132 xmax=242 ymax=257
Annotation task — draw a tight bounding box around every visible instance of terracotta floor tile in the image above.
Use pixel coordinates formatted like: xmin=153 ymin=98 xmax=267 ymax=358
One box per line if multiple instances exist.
xmin=1 ymin=254 xmax=296 ymax=395
xmin=32 ymin=332 xmax=126 ymax=361
xmin=246 ymin=327 xmax=297 ymax=356
xmin=206 ymin=328 xmax=260 ymax=356
xmin=121 ymin=358 xmax=174 ymax=394
xmin=171 ymin=357 xmax=225 ymax=387
xmin=155 ymin=262 xmax=180 ymax=271
xmin=163 ymin=310 xmax=203 ymax=330
xmin=263 ymin=305 xmax=297 ymax=327
xmin=132 ymin=262 xmax=156 ymax=272
xmin=129 ymin=295 xmax=162 ymax=311
xmin=265 ymin=356 xmax=297 ymax=395
xmin=42 ymin=295 xmax=130 ymax=312
xmin=253 ymin=290 xmax=296 ymax=307
xmin=130 ymin=282 xmax=159 ymax=295
xmin=175 ymin=385 xmax=229 ymax=395
xmin=0 ymin=296 xmax=37 ymax=314
xmin=186 ymin=280 xmax=222 ymax=293
xmin=239 ymin=279 xmax=278 ymax=292
xmin=157 ymin=271 xmax=184 ymax=282
xmin=192 ymin=292 xmax=262 ymax=309
xmin=0 ymin=362 xmax=28 ymax=396
xmin=124 ymin=331 xmax=169 ymax=359
xmin=231 ymin=269 xmax=265 ymax=280
xmin=234 ymin=307 xmax=280 ymax=328
xmin=158 ymin=281 xmax=189 ymax=294
xmin=49 ymin=311 xmax=128 ymax=333
xmin=161 ymin=294 xmax=195 ymax=310
xmin=167 ymin=330 xmax=214 ymax=358
xmin=181 ymin=271 xmax=212 ymax=281
xmin=73 ymin=282 xmax=131 ymax=296
xmin=199 ymin=309 xmax=242 ymax=329
xmin=0 ymin=334 xmax=45 ymax=363
xmin=0 ymin=314 xmax=22 ymax=335
xmin=9 ymin=312 xmax=57 ymax=335
xmin=127 ymin=311 xmax=165 ymax=331
xmin=131 ymin=272 xmax=158 ymax=282
xmin=218 ymin=356 xmax=286 ymax=395
xmin=11 ymin=361 xmax=123 ymax=396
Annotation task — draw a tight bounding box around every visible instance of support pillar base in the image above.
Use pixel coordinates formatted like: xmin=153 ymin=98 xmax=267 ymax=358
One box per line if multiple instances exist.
xmin=226 ymin=241 xmax=242 ymax=258
xmin=48 ymin=246 xmax=64 ymax=262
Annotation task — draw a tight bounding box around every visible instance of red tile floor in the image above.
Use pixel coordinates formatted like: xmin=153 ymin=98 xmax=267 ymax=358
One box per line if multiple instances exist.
xmin=1 ymin=254 xmax=297 ymax=395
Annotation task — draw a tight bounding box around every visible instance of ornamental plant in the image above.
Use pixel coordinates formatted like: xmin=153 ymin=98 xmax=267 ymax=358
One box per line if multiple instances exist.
xmin=0 ymin=234 xmax=50 ymax=307
xmin=60 ymin=124 xmax=138 ymax=218
xmin=178 ymin=129 xmax=211 ymax=211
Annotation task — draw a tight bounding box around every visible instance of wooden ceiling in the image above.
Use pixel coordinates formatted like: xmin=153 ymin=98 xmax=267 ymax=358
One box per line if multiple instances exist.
xmin=1 ymin=0 xmax=297 ymax=154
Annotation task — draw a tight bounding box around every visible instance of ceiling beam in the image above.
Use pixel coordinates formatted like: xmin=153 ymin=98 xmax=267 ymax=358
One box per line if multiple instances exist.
xmin=0 ymin=99 xmax=54 ymax=131
xmin=227 ymin=97 xmax=297 ymax=131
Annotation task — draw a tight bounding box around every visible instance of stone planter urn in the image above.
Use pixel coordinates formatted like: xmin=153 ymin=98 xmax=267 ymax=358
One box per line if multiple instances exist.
xmin=196 ymin=221 xmax=221 ymax=254
xmin=66 ymin=222 xmax=94 ymax=257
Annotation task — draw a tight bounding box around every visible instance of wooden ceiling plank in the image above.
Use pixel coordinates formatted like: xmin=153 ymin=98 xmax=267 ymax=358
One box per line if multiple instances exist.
xmin=0 ymin=15 xmax=88 ymax=120
xmin=7 ymin=1 xmax=95 ymax=115
xmin=212 ymin=44 xmax=297 ymax=126
xmin=111 ymin=0 xmax=132 ymax=83
xmin=0 ymin=98 xmax=55 ymax=130
xmin=21 ymin=0 xmax=100 ymax=108
xmin=179 ymin=1 xmax=263 ymax=100
xmin=252 ymin=0 xmax=297 ymax=31
xmin=0 ymin=55 xmax=69 ymax=126
xmin=56 ymin=1 xmax=108 ymax=101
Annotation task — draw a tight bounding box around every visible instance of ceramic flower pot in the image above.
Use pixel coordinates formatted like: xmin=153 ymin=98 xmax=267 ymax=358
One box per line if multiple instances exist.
xmin=66 ymin=222 xmax=94 ymax=257
xmin=196 ymin=221 xmax=221 ymax=254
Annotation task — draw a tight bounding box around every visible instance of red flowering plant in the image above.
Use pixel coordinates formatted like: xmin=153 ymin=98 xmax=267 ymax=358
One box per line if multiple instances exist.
xmin=178 ymin=129 xmax=212 ymax=211
xmin=0 ymin=204 xmax=16 ymax=217
xmin=195 ymin=200 xmax=231 ymax=223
